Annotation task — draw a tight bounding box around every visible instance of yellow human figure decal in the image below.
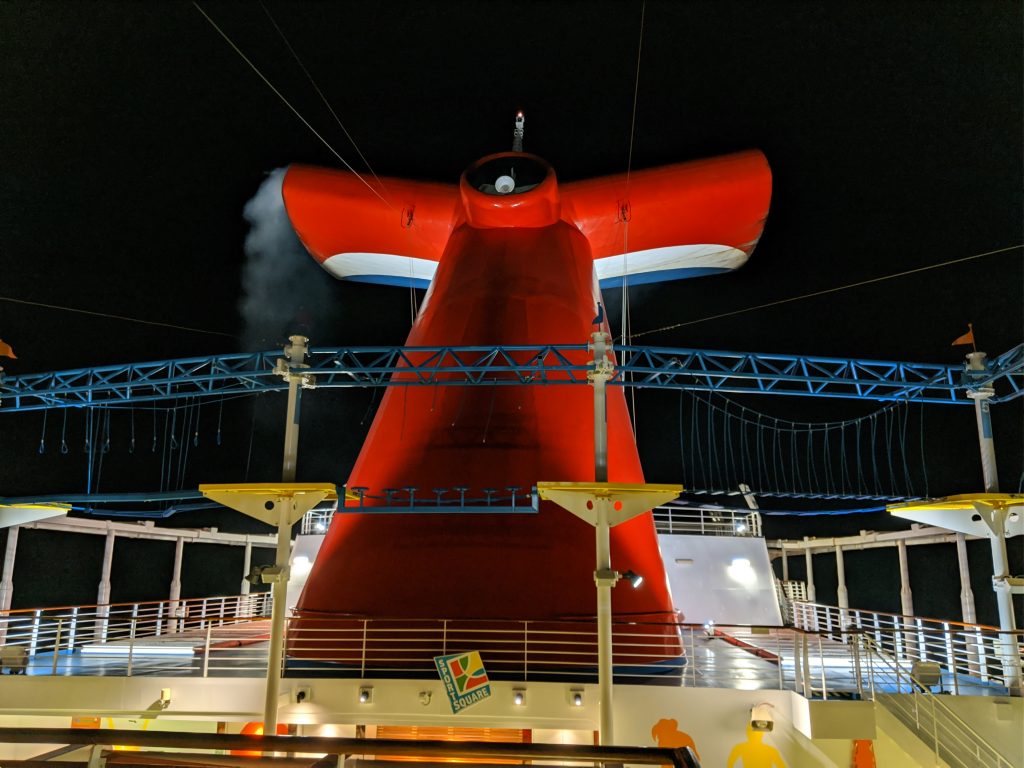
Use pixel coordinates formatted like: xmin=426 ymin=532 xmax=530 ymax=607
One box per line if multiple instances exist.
xmin=651 ymin=718 xmax=701 ymax=762
xmin=726 ymin=724 xmax=786 ymax=768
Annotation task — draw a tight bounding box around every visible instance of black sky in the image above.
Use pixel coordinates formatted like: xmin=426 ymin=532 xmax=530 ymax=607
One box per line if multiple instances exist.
xmin=0 ymin=1 xmax=1021 ymax=614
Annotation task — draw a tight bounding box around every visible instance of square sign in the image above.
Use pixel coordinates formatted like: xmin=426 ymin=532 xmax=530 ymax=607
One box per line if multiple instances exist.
xmin=434 ymin=651 xmax=492 ymax=713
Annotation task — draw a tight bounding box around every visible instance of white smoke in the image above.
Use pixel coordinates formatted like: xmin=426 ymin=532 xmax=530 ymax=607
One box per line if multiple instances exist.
xmin=240 ymin=168 xmax=337 ymax=350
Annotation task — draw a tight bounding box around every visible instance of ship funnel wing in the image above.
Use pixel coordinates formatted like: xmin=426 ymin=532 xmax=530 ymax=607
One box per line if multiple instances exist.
xmin=282 ymin=165 xmax=460 ymax=288
xmin=561 ymin=150 xmax=772 ymax=287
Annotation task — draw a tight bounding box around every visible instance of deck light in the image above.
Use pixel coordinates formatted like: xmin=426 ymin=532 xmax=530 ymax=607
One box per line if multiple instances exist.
xmin=358 ymin=686 xmax=373 ymax=704
xmin=621 ymin=570 xmax=644 ymax=589
xmin=570 ymin=688 xmax=583 ymax=707
xmin=735 ymin=522 xmax=748 ymax=533
xmin=513 ymin=687 xmax=526 ymax=706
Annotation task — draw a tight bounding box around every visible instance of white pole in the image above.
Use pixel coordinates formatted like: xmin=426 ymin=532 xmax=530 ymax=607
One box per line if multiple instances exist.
xmin=263 ymin=335 xmax=307 ymax=732
xmin=241 ymin=540 xmax=253 ymax=596
xmin=954 ymin=533 xmax=976 ymax=624
xmin=781 ymin=549 xmax=789 ymax=582
xmin=169 ymin=537 xmax=184 ymax=633
xmin=897 ymin=539 xmax=914 ymax=617
xmin=965 ymin=352 xmax=999 ymax=493
xmin=95 ymin=530 xmax=115 ymax=642
xmin=965 ymin=352 xmax=1019 ymax=693
xmin=263 ymin=497 xmax=292 ymax=733
xmin=589 ymin=329 xmax=615 ymax=743
xmin=589 ymin=332 xmax=611 ymax=484
xmin=835 ymin=546 xmax=849 ymax=609
xmin=803 ymin=538 xmax=816 ymax=602
xmin=595 ymin=504 xmax=614 ymax=744
xmin=0 ymin=526 xmax=19 ymax=646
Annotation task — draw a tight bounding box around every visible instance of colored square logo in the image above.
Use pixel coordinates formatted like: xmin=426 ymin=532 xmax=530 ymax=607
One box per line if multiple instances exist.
xmin=434 ymin=651 xmax=491 ymax=713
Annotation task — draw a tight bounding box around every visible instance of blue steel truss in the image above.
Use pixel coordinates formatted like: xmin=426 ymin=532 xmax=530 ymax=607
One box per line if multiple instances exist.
xmin=1 ymin=343 xmax=1021 ymax=412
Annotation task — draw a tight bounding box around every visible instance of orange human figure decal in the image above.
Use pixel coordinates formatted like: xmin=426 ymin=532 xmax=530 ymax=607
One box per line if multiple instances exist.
xmin=651 ymin=718 xmax=700 ymax=762
xmin=726 ymin=724 xmax=786 ymax=768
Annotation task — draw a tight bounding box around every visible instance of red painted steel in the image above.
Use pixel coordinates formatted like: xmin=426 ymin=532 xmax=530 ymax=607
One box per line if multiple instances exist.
xmin=282 ymin=149 xmax=771 ymax=668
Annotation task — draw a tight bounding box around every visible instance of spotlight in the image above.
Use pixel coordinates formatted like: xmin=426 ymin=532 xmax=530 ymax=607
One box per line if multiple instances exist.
xmin=314 ymin=522 xmax=326 ymax=533
xmin=513 ymin=687 xmax=525 ymax=706
xmin=735 ymin=522 xmax=748 ymax=534
xmin=750 ymin=702 xmax=774 ymax=732
xmin=358 ymin=686 xmax=373 ymax=704
xmin=621 ymin=570 xmax=643 ymax=589
xmin=570 ymin=688 xmax=583 ymax=707
xmin=703 ymin=619 xmax=715 ymax=638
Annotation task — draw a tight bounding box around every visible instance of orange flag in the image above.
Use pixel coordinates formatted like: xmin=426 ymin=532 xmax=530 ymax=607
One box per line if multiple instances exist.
xmin=0 ymin=338 xmax=15 ymax=359
xmin=951 ymin=323 xmax=975 ymax=349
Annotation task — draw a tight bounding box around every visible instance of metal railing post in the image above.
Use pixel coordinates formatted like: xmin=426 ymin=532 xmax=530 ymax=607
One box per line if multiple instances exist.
xmin=793 ymin=631 xmax=803 ymax=694
xmin=818 ymin=634 xmax=827 ymax=700
xmin=155 ymin=603 xmax=163 ymax=637
xmin=28 ymin=609 xmax=41 ymax=657
xmin=51 ymin=619 xmax=63 ymax=675
xmin=523 ymin=621 xmax=528 ymax=681
xmin=852 ymin=632 xmax=863 ymax=698
xmin=776 ymin=632 xmax=783 ymax=690
xmin=801 ymin=633 xmax=811 ymax=697
xmin=126 ymin=617 xmax=137 ymax=677
xmin=203 ymin=624 xmax=212 ymax=678
xmin=867 ymin=638 xmax=876 ymax=699
xmin=360 ymin=619 xmax=368 ymax=678
xmin=68 ymin=607 xmax=79 ymax=652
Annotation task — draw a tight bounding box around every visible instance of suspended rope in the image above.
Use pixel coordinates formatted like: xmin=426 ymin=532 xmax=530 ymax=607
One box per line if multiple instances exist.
xmin=37 ymin=409 xmax=47 ymax=454
xmin=677 ymin=391 xmax=927 ymax=500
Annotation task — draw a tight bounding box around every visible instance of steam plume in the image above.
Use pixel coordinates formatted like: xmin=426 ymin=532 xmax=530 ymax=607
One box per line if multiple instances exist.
xmin=240 ymin=168 xmax=336 ymax=350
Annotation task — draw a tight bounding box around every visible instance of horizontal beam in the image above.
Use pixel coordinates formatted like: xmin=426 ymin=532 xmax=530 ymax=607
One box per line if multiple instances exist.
xmin=15 ymin=514 xmax=278 ymax=547
xmin=770 ymin=525 xmax=984 ymax=553
xmin=1 ymin=343 xmax=1020 ymax=412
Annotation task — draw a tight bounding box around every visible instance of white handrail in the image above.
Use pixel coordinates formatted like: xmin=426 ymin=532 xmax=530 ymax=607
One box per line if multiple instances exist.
xmin=865 ymin=635 xmax=1013 ymax=768
xmin=791 ymin=601 xmax=1022 ymax=694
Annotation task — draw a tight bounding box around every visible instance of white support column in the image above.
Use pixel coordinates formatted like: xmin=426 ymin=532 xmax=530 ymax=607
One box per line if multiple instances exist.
xmin=835 ymin=545 xmax=849 ymax=610
xmin=0 ymin=526 xmax=19 ymax=646
xmin=241 ymin=540 xmax=253 ymax=596
xmin=169 ymin=536 xmax=184 ymax=633
xmin=803 ymin=538 xmax=816 ymax=602
xmin=965 ymin=353 xmax=1020 ymax=693
xmin=954 ymin=533 xmax=976 ymax=624
xmin=897 ymin=539 xmax=914 ymax=617
xmin=781 ymin=549 xmax=789 ymax=581
xmin=95 ymin=530 xmax=115 ymax=642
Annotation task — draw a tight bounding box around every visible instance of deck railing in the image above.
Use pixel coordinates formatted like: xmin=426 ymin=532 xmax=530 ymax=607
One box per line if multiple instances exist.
xmin=2 ymin=596 xmax=1020 ymax=704
xmin=0 ymin=592 xmax=272 ymax=664
xmin=790 ymin=601 xmax=1023 ymax=695
xmin=652 ymin=506 xmax=761 ymax=537
xmin=865 ymin=636 xmax=1014 ymax=768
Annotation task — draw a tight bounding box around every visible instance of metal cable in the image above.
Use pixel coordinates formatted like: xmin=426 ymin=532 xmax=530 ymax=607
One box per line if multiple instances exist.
xmin=192 ymin=2 xmax=392 ymax=209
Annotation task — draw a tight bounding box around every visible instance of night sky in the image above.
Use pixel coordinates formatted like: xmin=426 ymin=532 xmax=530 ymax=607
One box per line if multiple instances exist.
xmin=0 ymin=1 xmax=1020 ymax=621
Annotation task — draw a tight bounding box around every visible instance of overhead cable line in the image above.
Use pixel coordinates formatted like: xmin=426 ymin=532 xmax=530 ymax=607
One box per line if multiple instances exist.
xmin=634 ymin=243 xmax=1023 ymax=338
xmin=259 ymin=1 xmax=390 ymax=198
xmin=192 ymin=1 xmax=392 ymax=209
xmin=620 ymin=0 xmax=646 ymax=436
xmin=0 ymin=295 xmax=233 ymax=338
xmin=620 ymin=0 xmax=646 ymax=349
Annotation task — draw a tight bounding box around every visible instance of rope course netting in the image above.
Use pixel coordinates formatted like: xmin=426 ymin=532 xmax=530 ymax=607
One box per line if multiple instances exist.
xmin=676 ymin=391 xmax=929 ymax=502
xmin=32 ymin=394 xmax=264 ymax=499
